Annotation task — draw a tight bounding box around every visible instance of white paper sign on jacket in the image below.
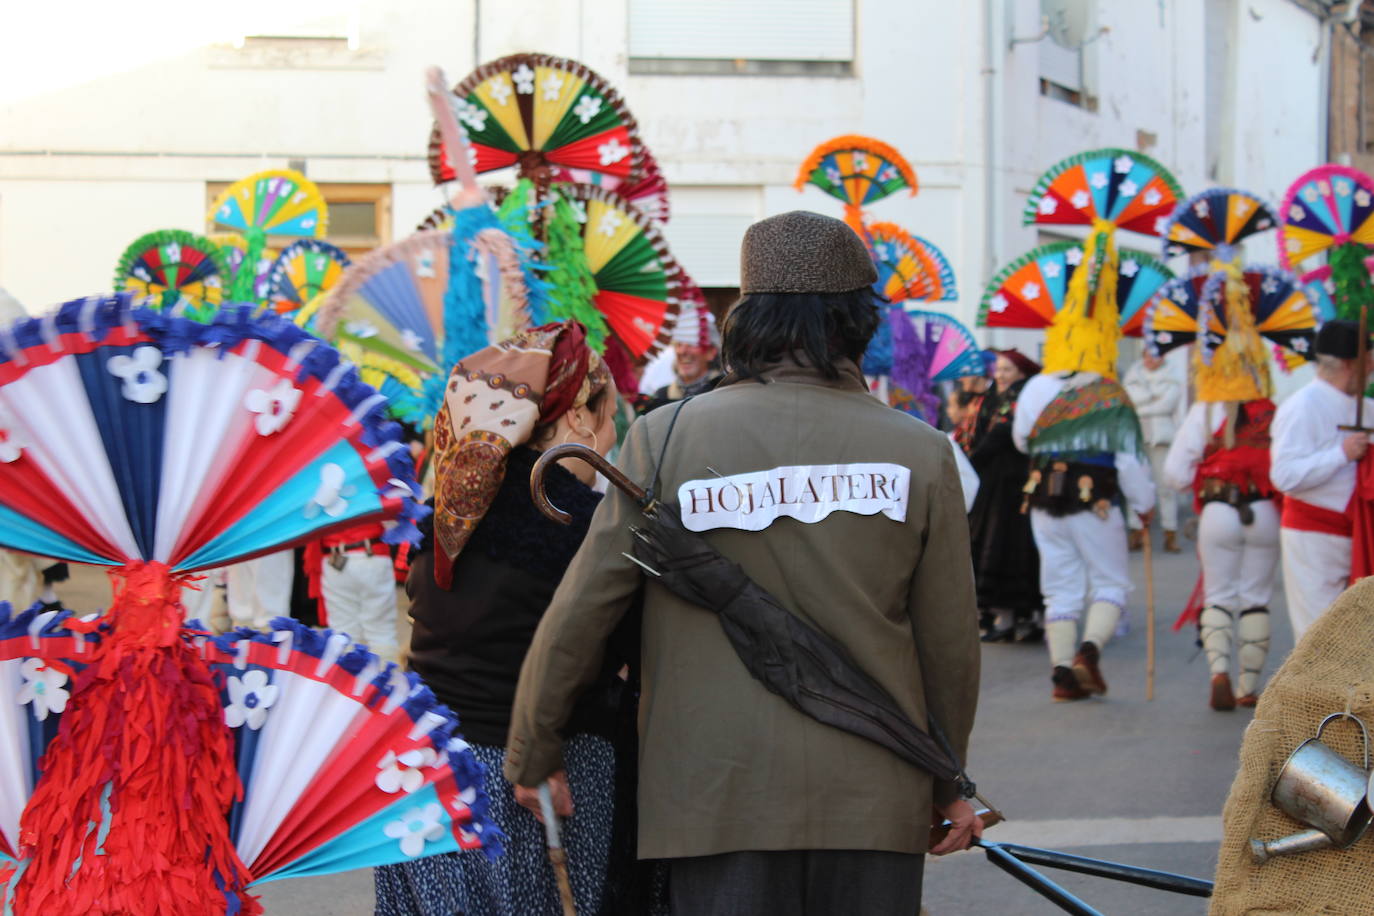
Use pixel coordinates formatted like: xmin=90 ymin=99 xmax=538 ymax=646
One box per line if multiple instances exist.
xmin=677 ymin=463 xmax=910 ymax=533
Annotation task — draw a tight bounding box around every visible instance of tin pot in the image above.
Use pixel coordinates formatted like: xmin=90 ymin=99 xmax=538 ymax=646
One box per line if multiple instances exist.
xmin=1254 ymin=712 xmax=1372 ymax=863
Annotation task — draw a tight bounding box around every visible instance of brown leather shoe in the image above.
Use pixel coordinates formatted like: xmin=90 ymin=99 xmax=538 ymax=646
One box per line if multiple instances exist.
xmin=1072 ymin=642 xmax=1108 ymax=695
xmin=1210 ymin=673 xmax=1236 ymax=711
xmin=1236 ymin=693 xmax=1259 ymax=708
xmin=1127 ymin=529 xmax=1145 ymax=552
xmin=1052 ymin=666 xmax=1089 ymax=701
xmin=1163 ymin=529 xmax=1181 ymax=553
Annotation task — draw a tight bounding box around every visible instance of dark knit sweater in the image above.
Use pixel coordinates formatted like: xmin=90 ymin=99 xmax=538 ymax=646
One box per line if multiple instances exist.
xmin=406 ymin=447 xmax=622 ymax=747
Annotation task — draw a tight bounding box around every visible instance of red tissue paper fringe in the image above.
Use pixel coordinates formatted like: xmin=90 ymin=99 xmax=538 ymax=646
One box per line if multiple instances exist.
xmin=13 ymin=561 xmax=261 ymax=915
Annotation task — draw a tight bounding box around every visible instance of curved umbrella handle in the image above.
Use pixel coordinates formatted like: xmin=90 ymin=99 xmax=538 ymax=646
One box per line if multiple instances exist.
xmin=530 ymin=444 xmax=649 ymax=524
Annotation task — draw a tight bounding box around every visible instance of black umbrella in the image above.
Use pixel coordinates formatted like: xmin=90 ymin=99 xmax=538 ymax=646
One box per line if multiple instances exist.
xmin=531 ymin=442 xmax=995 ymax=815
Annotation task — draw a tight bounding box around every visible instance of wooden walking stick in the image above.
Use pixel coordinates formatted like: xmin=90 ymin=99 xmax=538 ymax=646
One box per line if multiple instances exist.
xmin=538 ymin=782 xmax=578 ymax=916
xmin=1142 ymin=513 xmax=1156 ymax=701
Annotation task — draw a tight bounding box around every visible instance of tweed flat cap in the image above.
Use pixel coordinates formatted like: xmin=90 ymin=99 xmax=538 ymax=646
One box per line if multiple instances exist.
xmin=740 ymin=211 xmax=878 ymax=294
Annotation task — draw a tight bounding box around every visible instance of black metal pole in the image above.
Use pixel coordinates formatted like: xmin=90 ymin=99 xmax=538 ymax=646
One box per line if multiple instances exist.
xmin=989 ymin=841 xmax=1214 ymax=898
xmin=981 ymin=845 xmax=1106 ymax=916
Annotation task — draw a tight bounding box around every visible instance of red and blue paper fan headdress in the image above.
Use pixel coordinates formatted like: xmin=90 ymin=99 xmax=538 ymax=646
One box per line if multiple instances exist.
xmin=0 ymin=295 xmax=497 ymax=914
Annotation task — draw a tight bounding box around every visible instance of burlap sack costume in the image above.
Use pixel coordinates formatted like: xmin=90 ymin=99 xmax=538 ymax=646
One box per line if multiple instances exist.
xmin=1211 ymin=578 xmax=1374 ymax=915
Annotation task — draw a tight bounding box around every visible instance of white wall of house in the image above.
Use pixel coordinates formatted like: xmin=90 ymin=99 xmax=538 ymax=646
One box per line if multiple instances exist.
xmin=0 ymin=0 xmax=1330 ymax=351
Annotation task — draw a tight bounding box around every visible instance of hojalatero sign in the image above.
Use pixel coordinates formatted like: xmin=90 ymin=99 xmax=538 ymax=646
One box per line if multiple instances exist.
xmin=677 ymin=463 xmax=911 ymax=533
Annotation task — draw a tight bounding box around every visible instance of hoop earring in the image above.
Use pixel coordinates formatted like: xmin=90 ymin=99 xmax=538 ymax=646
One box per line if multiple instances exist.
xmin=559 ymin=427 xmax=599 ymax=453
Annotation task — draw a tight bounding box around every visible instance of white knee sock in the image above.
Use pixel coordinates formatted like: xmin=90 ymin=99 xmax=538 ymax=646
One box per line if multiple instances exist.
xmin=1199 ymin=606 xmax=1234 ymax=677
xmin=1237 ymin=608 xmax=1271 ymax=698
xmin=1046 ymin=619 xmax=1078 ymax=669
xmin=1081 ymin=601 xmax=1122 ymax=652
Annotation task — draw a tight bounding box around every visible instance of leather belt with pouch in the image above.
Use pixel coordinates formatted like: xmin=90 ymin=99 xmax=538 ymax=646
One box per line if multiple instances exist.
xmin=328 ymin=539 xmax=377 ymax=571
xmin=1199 ymin=478 xmax=1264 ymax=525
xmin=1022 ymin=460 xmax=1120 ymax=519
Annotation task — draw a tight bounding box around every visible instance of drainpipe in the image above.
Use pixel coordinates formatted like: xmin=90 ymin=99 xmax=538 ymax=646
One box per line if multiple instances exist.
xmin=984 ymin=0 xmax=1006 ymax=346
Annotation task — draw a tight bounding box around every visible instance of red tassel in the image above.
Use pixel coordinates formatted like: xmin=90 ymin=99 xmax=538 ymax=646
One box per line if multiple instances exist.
xmin=13 ymin=561 xmax=261 ymax=916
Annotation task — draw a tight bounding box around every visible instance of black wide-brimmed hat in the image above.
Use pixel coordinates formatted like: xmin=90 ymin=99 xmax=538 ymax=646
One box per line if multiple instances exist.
xmin=740 ymin=210 xmax=878 ymax=295
xmin=1315 ymin=319 xmax=1367 ymax=360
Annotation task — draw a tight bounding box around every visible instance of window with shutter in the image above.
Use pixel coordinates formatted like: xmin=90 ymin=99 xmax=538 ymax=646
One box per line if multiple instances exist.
xmin=629 ymin=0 xmax=854 ymax=76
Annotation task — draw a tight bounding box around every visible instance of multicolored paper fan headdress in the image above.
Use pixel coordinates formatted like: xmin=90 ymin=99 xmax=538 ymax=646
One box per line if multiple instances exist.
xmin=209 ymin=170 xmax=329 ymax=302
xmin=1011 ymin=148 xmax=1182 ymax=377
xmin=1150 ymin=187 xmax=1315 ymax=401
xmin=978 ymin=239 xmax=1174 ymax=341
xmin=794 ymin=136 xmax=917 ymax=236
xmin=1279 ymin=164 xmax=1374 ymax=327
xmin=0 ymin=295 xmax=498 ymax=914
xmin=114 ymin=229 xmax=232 ymax=320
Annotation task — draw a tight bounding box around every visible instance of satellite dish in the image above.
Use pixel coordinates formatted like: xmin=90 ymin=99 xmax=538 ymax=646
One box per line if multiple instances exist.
xmin=1042 ymin=0 xmax=1093 ymax=49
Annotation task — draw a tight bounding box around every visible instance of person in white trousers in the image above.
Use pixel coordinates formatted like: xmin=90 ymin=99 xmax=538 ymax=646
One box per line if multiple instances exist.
xmin=1014 ymin=370 xmax=1155 ymax=701
xmin=1271 ymin=320 xmax=1374 ymax=640
xmin=225 ymin=550 xmax=294 ymax=629
xmin=315 ymin=521 xmax=399 ymax=661
xmin=1164 ymin=391 xmax=1279 ymax=709
xmin=1123 ymin=351 xmax=1185 ymax=552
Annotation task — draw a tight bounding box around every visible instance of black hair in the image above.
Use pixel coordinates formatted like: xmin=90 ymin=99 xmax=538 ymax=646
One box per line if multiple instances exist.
xmin=720 ymin=288 xmax=883 ymax=381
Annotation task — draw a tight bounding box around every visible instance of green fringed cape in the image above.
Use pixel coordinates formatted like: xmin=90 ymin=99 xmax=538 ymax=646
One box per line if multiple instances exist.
xmin=1028 ymin=376 xmax=1145 ymax=461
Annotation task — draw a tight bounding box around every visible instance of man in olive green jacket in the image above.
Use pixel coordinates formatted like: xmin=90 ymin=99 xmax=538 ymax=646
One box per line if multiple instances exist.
xmin=507 ymin=211 xmax=981 ymax=913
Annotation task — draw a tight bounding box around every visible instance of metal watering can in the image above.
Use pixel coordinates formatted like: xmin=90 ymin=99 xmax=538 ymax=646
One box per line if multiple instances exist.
xmin=1251 ymin=712 xmax=1372 ymax=864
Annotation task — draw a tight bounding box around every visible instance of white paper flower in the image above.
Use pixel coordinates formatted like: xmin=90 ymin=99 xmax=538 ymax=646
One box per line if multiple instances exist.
xmin=852 ymin=152 xmax=868 ymax=172
xmin=597 ymin=138 xmax=629 ymax=166
xmin=1293 ymin=337 xmax=1310 ymax=353
xmin=1065 ymin=247 xmax=1084 ymax=267
xmin=513 ymin=63 xmax=535 ymax=94
xmin=1194 ymin=199 xmax=1210 ymax=219
xmin=307 ymin=463 xmax=352 ymax=519
xmin=1154 ymin=216 xmax=1168 ymax=233
xmin=383 ymin=803 xmax=445 ymax=857
xmin=376 ymin=747 xmax=439 ymax=794
xmin=244 ymin=379 xmax=302 ymax=437
xmin=1156 ymin=331 xmax=1172 ymax=344
xmin=1359 ymin=189 xmax=1373 ymax=209
xmin=106 ymin=346 xmax=167 ymax=404
xmin=1302 ymin=186 xmax=1319 ymax=203
xmin=1038 ymin=196 xmax=1057 ymax=216
xmin=1071 ymin=190 xmax=1090 ymax=209
xmin=455 ymin=99 xmax=487 ymax=133
xmin=597 ymin=211 xmax=623 ymax=238
xmin=224 ymin=668 xmax=279 ymax=730
xmin=541 ymin=73 xmax=564 ymax=101
xmin=1020 ymin=282 xmax=1041 ymax=300
xmin=567 ymin=199 xmax=587 ymax=224
xmin=989 ymin=294 xmax=1009 ymax=313
xmin=824 ymin=166 xmax=842 ymax=185
xmin=1120 ymin=259 xmax=1140 ymax=278
xmin=17 ymin=658 xmax=68 ymax=721
xmin=1143 ymin=188 xmax=1163 ymax=207
xmin=488 ymin=78 xmax=512 ymax=106
xmin=0 ymin=410 xmax=24 ymax=463
xmin=1335 ymin=178 xmax=1352 ymax=197
xmin=1233 ymin=197 xmax=1251 ymax=215
xmin=1119 ymin=179 xmax=1138 ymax=198
xmin=1114 ymin=155 xmax=1134 ymax=174
xmin=573 ymin=94 xmax=602 ymax=124
xmin=1261 ymin=275 xmax=1280 ymax=295
xmin=1041 ymin=261 xmax=1062 ymax=279
xmin=1089 ymin=172 xmax=1108 ymax=190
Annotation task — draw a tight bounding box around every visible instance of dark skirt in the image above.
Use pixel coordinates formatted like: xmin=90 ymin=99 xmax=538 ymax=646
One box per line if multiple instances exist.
xmin=374 ymin=734 xmax=615 ymax=916
xmin=968 ymin=450 xmax=1043 ymax=615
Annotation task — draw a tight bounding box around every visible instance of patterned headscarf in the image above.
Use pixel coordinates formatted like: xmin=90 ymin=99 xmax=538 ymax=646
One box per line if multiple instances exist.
xmin=432 ymin=321 xmax=610 ymax=588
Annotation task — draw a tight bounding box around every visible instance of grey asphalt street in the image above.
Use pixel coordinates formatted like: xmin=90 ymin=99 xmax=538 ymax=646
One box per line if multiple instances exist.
xmin=61 ymin=515 xmax=1284 ymax=915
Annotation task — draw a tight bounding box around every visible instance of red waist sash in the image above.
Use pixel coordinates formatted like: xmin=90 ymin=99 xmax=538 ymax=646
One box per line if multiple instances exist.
xmin=1281 ymin=497 xmax=1354 ymax=538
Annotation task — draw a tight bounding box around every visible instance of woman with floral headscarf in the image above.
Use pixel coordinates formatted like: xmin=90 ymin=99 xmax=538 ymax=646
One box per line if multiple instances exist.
xmin=374 ymin=321 xmax=628 ymax=916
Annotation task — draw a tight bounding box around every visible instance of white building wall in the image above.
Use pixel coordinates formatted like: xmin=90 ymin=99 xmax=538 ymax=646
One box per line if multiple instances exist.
xmin=0 ymin=0 xmax=1331 ymax=346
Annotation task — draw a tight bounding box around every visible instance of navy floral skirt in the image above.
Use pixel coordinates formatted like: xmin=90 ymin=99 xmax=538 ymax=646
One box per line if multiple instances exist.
xmin=374 ymin=734 xmax=615 ymax=916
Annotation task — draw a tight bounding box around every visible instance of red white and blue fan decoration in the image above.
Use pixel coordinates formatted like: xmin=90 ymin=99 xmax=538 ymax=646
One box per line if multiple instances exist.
xmin=978 ymin=240 xmax=1174 ymax=336
xmin=0 ymin=609 xmax=498 ymax=908
xmin=1161 ymin=188 xmax=1277 ymax=258
xmin=1143 ymin=270 xmax=1209 ymax=356
xmin=0 ymin=294 xmax=493 ymax=915
xmin=1023 ymin=148 xmax=1182 ymax=238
